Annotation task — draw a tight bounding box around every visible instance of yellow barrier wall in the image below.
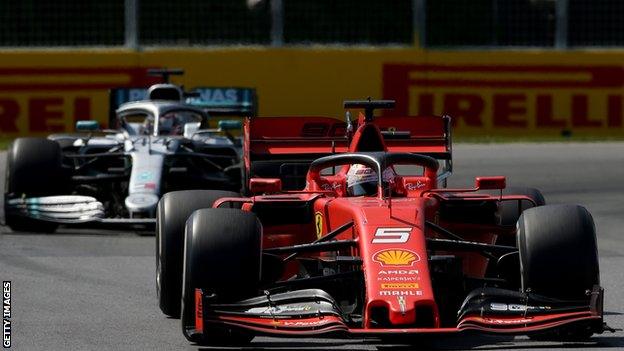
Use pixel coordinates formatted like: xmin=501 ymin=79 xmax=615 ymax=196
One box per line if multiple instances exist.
xmin=1 ymin=48 xmax=624 ymax=137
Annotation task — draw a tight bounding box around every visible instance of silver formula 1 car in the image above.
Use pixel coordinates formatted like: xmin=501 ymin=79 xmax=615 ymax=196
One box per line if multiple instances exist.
xmin=4 ymin=72 xmax=256 ymax=232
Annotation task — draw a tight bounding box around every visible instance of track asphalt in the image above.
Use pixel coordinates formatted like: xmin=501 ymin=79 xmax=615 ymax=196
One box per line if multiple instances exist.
xmin=1 ymin=143 xmax=623 ymax=350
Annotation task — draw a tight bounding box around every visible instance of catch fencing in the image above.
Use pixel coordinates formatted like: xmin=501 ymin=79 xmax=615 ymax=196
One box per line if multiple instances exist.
xmin=0 ymin=0 xmax=621 ymax=48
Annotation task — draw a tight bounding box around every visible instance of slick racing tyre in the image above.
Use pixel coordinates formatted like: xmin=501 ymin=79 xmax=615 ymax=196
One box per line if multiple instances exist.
xmin=156 ymin=190 xmax=238 ymax=317
xmin=487 ymin=187 xmax=545 ymax=279
xmin=495 ymin=187 xmax=545 ymax=248
xmin=497 ymin=187 xmax=545 ymax=226
xmin=181 ymin=208 xmax=261 ymax=346
xmin=5 ymin=138 xmax=64 ymax=233
xmin=518 ymin=205 xmax=600 ymax=341
xmin=517 ymin=204 xmax=599 ymax=300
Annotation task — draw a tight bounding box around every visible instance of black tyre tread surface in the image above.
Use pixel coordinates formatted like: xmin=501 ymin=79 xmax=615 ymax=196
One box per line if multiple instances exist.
xmin=156 ymin=190 xmax=239 ymax=317
xmin=517 ymin=204 xmax=599 ymax=300
xmin=181 ymin=208 xmax=261 ymax=345
xmin=6 ymin=137 xmax=63 ymax=196
xmin=5 ymin=138 xmax=63 ymax=233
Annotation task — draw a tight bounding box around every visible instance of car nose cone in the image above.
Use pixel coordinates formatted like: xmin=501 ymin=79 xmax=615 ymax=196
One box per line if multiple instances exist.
xmin=125 ymin=193 xmax=160 ymax=213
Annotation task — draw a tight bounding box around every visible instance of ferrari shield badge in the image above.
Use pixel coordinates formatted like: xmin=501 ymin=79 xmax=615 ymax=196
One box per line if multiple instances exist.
xmin=315 ymin=212 xmax=324 ymax=239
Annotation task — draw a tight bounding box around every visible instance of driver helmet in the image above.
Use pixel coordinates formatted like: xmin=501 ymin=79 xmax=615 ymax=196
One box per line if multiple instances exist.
xmin=159 ymin=115 xmax=175 ymax=134
xmin=346 ymin=164 xmax=395 ymax=196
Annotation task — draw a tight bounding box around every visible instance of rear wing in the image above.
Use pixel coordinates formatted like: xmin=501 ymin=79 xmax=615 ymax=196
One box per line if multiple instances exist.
xmin=108 ymin=87 xmax=257 ymax=127
xmin=244 ymin=117 xmax=348 ymax=191
xmin=244 ymin=114 xmax=452 ymax=190
xmin=374 ymin=114 xmax=453 ymax=185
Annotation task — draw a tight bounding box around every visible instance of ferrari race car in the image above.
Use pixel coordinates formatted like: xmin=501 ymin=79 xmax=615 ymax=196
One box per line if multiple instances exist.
xmin=156 ymin=100 xmax=606 ymax=346
xmin=4 ymin=70 xmax=256 ymax=232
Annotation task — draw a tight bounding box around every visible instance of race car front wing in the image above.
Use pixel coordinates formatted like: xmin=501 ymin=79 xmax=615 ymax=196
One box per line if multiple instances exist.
xmin=187 ymin=286 xmax=607 ymax=340
xmin=5 ymin=195 xmax=156 ymax=227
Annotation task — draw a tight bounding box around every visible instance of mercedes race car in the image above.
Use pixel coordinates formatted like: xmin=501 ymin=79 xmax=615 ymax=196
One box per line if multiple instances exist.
xmin=4 ymin=71 xmax=256 ymax=232
xmin=156 ymin=100 xmax=606 ymax=346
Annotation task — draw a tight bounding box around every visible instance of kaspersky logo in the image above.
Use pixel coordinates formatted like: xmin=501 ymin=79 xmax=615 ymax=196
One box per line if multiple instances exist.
xmin=372 ymin=249 xmax=420 ymax=267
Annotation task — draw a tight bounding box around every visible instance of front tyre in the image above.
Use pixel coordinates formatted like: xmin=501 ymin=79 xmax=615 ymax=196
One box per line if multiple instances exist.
xmin=156 ymin=190 xmax=239 ymax=317
xmin=181 ymin=208 xmax=261 ymax=346
xmin=5 ymin=138 xmax=64 ymax=233
xmin=518 ymin=204 xmax=600 ymax=341
xmin=517 ymin=204 xmax=599 ymax=299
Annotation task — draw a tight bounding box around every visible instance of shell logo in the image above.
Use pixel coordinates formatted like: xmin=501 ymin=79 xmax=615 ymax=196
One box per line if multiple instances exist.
xmin=372 ymin=249 xmax=420 ymax=267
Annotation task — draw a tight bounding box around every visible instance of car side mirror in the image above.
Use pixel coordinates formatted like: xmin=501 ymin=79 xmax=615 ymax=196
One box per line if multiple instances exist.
xmin=475 ymin=176 xmax=506 ymax=190
xmin=218 ymin=120 xmax=242 ymax=131
xmin=249 ymin=178 xmax=282 ymax=194
xmin=76 ymin=120 xmax=100 ymax=132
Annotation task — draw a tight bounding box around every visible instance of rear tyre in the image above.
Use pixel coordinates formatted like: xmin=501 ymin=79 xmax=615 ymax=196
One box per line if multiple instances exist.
xmin=5 ymin=138 xmax=63 ymax=233
xmin=156 ymin=190 xmax=239 ymax=317
xmin=517 ymin=204 xmax=599 ymax=300
xmin=181 ymin=208 xmax=261 ymax=345
xmin=488 ymin=187 xmax=545 ymax=280
xmin=493 ymin=187 xmax=545 ymax=249
xmin=497 ymin=187 xmax=545 ymax=226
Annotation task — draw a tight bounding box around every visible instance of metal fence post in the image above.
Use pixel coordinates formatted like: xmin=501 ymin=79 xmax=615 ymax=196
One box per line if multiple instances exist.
xmin=412 ymin=0 xmax=426 ymax=48
xmin=271 ymin=0 xmax=284 ymax=46
xmin=555 ymin=0 xmax=568 ymax=49
xmin=125 ymin=0 xmax=139 ymax=50
xmin=270 ymin=0 xmax=284 ymax=46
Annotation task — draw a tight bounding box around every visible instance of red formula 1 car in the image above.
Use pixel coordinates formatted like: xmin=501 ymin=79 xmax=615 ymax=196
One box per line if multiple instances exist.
xmin=155 ymin=100 xmax=605 ymax=346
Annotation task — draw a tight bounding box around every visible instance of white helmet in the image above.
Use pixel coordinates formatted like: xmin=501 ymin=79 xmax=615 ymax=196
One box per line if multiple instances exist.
xmin=346 ymin=164 xmax=395 ymax=196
